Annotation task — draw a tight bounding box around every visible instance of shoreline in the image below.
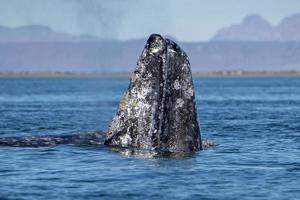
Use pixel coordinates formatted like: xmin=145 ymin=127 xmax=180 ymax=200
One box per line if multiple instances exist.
xmin=0 ymin=70 xmax=300 ymax=78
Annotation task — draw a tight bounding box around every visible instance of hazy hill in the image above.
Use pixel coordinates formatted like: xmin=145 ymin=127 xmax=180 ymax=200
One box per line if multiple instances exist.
xmin=1 ymin=13 xmax=300 ymax=72
xmin=0 ymin=25 xmax=99 ymax=42
xmin=213 ymin=13 xmax=300 ymax=41
xmin=1 ymin=41 xmax=300 ymax=72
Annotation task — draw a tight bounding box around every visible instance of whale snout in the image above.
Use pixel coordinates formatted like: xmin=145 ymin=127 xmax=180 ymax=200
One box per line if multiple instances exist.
xmin=146 ymin=34 xmax=166 ymax=54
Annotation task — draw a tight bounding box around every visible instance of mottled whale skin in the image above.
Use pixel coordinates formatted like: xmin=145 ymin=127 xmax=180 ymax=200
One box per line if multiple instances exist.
xmin=105 ymin=34 xmax=202 ymax=152
xmin=0 ymin=132 xmax=105 ymax=147
xmin=0 ymin=34 xmax=211 ymax=152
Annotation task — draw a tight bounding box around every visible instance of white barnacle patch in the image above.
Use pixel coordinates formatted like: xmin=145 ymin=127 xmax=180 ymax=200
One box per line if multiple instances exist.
xmin=175 ymin=98 xmax=184 ymax=109
xmin=138 ymin=63 xmax=146 ymax=74
xmin=135 ymin=101 xmax=151 ymax=117
xmin=186 ymin=87 xmax=194 ymax=99
xmin=131 ymin=82 xmax=152 ymax=118
xmin=150 ymin=45 xmax=162 ymax=53
xmin=149 ymin=38 xmax=164 ymax=54
xmin=141 ymin=49 xmax=148 ymax=58
xmin=108 ymin=114 xmax=123 ymax=137
xmin=173 ymin=79 xmax=181 ymax=90
xmin=136 ymin=85 xmax=152 ymax=99
xmin=120 ymin=133 xmax=132 ymax=146
xmin=168 ymin=48 xmax=177 ymax=54
xmin=182 ymin=63 xmax=188 ymax=71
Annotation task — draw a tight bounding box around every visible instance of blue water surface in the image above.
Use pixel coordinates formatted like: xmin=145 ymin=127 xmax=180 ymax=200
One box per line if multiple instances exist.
xmin=0 ymin=77 xmax=299 ymax=200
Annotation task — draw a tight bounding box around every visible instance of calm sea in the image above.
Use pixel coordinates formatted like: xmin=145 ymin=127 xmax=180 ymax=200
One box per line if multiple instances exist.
xmin=0 ymin=77 xmax=299 ymax=200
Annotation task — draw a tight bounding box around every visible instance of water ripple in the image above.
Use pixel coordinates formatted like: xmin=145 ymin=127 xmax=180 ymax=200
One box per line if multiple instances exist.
xmin=0 ymin=77 xmax=299 ymax=200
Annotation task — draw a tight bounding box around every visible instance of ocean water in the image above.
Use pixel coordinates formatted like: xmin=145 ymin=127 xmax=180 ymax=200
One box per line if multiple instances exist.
xmin=0 ymin=77 xmax=299 ymax=200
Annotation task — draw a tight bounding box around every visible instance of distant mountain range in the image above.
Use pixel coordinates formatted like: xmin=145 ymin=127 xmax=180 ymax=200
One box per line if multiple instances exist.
xmin=1 ymin=13 xmax=300 ymax=72
xmin=213 ymin=13 xmax=300 ymax=41
xmin=0 ymin=24 xmax=99 ymax=42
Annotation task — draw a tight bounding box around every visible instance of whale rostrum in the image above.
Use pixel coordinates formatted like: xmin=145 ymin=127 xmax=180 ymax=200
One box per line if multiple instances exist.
xmin=0 ymin=34 xmax=210 ymax=152
xmin=105 ymin=34 xmax=202 ymax=152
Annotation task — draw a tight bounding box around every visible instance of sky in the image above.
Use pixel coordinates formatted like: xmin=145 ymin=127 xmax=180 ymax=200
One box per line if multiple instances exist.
xmin=0 ymin=0 xmax=299 ymax=41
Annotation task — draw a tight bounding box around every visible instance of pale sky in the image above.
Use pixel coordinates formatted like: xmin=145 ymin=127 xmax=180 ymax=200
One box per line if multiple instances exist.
xmin=0 ymin=0 xmax=299 ymax=41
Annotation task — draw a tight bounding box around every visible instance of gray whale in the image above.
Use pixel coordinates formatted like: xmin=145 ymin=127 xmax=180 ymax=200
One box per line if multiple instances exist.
xmin=105 ymin=34 xmax=202 ymax=152
xmin=0 ymin=34 xmax=212 ymax=152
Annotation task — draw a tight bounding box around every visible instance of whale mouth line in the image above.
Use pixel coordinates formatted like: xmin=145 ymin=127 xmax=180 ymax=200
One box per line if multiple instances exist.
xmin=152 ymin=45 xmax=168 ymax=150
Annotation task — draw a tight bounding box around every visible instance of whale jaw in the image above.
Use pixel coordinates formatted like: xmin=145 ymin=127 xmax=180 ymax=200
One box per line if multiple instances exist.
xmin=105 ymin=34 xmax=202 ymax=152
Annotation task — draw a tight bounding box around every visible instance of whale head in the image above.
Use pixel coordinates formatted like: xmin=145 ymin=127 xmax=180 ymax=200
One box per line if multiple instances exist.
xmin=105 ymin=34 xmax=202 ymax=152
